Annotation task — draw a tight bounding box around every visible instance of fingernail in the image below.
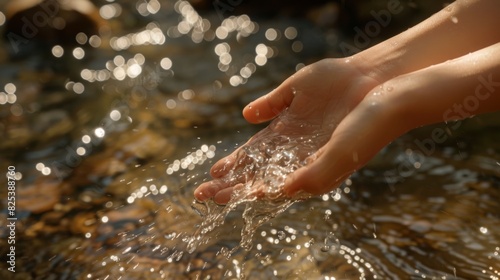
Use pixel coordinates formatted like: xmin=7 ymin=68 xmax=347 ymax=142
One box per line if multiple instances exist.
xmin=194 ymin=190 xmax=207 ymax=202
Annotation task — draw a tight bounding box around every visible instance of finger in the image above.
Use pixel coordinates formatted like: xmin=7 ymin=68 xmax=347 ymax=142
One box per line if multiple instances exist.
xmin=210 ymin=153 xmax=238 ymax=178
xmin=283 ymin=122 xmax=377 ymax=197
xmin=243 ymin=84 xmax=295 ymax=124
xmin=283 ymin=150 xmax=343 ymax=197
xmin=210 ymin=128 xmax=272 ymax=178
xmin=213 ymin=186 xmax=234 ymax=205
xmin=194 ymin=180 xmax=229 ymax=201
xmin=209 ymin=146 xmax=253 ymax=178
xmin=283 ymin=93 xmax=402 ymax=197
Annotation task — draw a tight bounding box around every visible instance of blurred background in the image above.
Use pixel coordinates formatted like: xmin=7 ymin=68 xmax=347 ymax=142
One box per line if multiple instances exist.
xmin=0 ymin=0 xmax=499 ymax=279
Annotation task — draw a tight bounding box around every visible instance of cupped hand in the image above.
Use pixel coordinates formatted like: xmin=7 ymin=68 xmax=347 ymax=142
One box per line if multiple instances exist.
xmin=194 ymin=58 xmax=385 ymax=204
xmin=282 ymin=42 xmax=500 ymax=196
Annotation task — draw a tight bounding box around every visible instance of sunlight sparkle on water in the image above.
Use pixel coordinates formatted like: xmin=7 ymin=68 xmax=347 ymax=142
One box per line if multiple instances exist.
xmin=82 ymin=135 xmax=91 ymax=144
xmin=188 ymin=123 xmax=325 ymax=253
xmin=170 ymin=6 xmax=293 ymax=90
xmin=284 ymin=27 xmax=298 ymax=40
xmin=94 ymin=127 xmax=106 ymax=138
xmin=41 ymin=167 xmax=51 ymax=175
xmin=76 ymin=147 xmax=86 ymax=156
xmin=0 ymin=83 xmax=17 ymax=105
xmin=179 ymin=89 xmax=195 ymax=100
xmin=265 ymin=28 xmax=279 ymax=41
xmin=229 ymin=75 xmax=242 ymax=87
xmin=137 ymin=0 xmax=161 ymax=16
xmin=127 ymin=64 xmax=142 ymax=78
xmin=89 ymin=35 xmax=102 ymax=48
xmin=80 ymin=54 xmax=150 ymax=81
xmin=73 ymin=82 xmax=85 ymax=94
xmin=110 ymin=110 xmax=121 ymax=121
xmin=52 ymin=45 xmax=64 ymax=58
xmin=166 ymin=99 xmax=176 ymax=109
xmin=292 ymin=41 xmax=304 ymax=52
xmin=172 ymin=1 xmax=212 ymax=43
xmin=73 ymin=47 xmax=85 ymax=60
xmin=5 ymin=83 xmax=16 ymax=94
xmin=76 ymin=32 xmax=88 ymax=45
xmin=166 ymin=145 xmax=216 ymax=174
xmin=35 ymin=163 xmax=52 ymax=176
xmin=110 ymin=24 xmax=165 ymax=51
xmin=160 ymin=57 xmax=172 ymax=70
xmin=35 ymin=163 xmax=45 ymax=171
xmin=100 ymin=3 xmax=122 ymax=19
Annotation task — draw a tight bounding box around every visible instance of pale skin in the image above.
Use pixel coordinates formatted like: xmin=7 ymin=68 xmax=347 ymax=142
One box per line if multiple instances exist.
xmin=194 ymin=0 xmax=500 ymax=204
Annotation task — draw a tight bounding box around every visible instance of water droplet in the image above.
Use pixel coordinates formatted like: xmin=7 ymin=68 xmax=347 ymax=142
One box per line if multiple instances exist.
xmin=479 ymin=226 xmax=488 ymax=234
xmin=386 ymin=86 xmax=393 ymax=92
xmin=187 ymin=110 xmax=324 ymax=253
xmin=191 ymin=199 xmax=208 ymax=216
xmin=277 ymin=231 xmax=286 ymax=240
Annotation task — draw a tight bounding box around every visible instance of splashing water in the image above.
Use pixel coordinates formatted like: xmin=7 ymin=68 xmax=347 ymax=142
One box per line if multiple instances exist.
xmin=188 ymin=111 xmax=325 ymax=254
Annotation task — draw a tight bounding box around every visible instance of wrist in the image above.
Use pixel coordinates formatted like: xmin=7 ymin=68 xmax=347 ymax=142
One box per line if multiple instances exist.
xmin=351 ymin=39 xmax=405 ymax=83
xmin=352 ymin=0 xmax=500 ymax=84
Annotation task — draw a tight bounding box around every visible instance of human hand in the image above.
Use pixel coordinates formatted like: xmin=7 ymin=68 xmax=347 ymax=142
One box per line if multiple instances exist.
xmin=194 ymin=58 xmax=386 ymax=204
xmin=283 ymin=42 xmax=500 ymax=197
xmin=193 ymin=0 xmax=500 ymax=205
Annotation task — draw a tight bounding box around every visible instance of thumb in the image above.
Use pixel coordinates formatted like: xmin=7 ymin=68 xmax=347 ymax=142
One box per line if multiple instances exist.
xmin=283 ymin=151 xmax=348 ymax=197
xmin=243 ymin=85 xmax=295 ymax=124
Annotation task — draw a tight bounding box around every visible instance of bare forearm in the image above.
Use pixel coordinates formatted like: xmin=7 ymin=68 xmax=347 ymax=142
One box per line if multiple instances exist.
xmin=389 ymin=42 xmax=500 ymax=130
xmin=355 ymin=0 xmax=500 ymax=81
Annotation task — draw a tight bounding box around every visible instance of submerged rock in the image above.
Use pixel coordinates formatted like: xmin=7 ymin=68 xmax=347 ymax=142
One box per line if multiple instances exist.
xmin=17 ymin=179 xmax=64 ymax=214
xmin=3 ymin=0 xmax=105 ymax=57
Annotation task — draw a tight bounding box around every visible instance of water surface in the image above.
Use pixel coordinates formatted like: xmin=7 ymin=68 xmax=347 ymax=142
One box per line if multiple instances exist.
xmin=0 ymin=0 xmax=499 ymax=279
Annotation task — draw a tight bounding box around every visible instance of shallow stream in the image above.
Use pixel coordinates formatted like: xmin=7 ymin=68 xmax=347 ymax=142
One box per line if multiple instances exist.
xmin=0 ymin=0 xmax=499 ymax=279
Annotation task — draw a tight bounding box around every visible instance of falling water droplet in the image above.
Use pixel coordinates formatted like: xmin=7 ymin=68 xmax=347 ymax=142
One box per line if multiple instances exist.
xmin=321 ymin=232 xmax=339 ymax=253
xmin=277 ymin=231 xmax=286 ymax=240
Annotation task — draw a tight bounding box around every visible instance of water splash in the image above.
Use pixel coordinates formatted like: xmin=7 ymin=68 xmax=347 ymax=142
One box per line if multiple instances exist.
xmin=188 ymin=111 xmax=323 ymax=254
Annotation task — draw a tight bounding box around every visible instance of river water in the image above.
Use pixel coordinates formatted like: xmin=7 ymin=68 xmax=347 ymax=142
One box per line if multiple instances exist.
xmin=0 ymin=0 xmax=499 ymax=279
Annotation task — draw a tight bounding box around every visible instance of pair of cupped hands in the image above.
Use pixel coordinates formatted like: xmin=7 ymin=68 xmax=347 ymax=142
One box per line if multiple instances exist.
xmin=194 ymin=57 xmax=403 ymax=204
xmin=194 ymin=36 xmax=500 ymax=204
xmin=192 ymin=0 xmax=500 ymax=205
